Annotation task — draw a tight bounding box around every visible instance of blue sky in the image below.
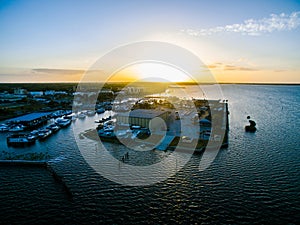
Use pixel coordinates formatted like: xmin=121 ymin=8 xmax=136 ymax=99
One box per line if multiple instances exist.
xmin=0 ymin=0 xmax=299 ymax=82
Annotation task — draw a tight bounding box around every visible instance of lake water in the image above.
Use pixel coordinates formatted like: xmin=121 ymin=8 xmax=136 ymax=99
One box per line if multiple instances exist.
xmin=0 ymin=84 xmax=299 ymax=224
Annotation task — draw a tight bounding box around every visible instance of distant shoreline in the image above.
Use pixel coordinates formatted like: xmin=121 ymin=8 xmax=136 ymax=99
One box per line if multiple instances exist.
xmin=0 ymin=82 xmax=299 ymax=85
xmin=175 ymin=82 xmax=300 ymax=86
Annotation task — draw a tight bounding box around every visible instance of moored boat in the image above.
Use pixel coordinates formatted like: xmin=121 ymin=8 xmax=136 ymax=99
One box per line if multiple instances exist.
xmin=0 ymin=124 xmax=9 ymax=132
xmin=47 ymin=124 xmax=61 ymax=132
xmin=55 ymin=118 xmax=71 ymax=127
xmin=87 ymin=110 xmax=96 ymax=116
xmin=96 ymin=108 xmax=105 ymax=114
xmin=77 ymin=113 xmax=86 ymax=119
xmin=38 ymin=129 xmax=53 ymax=140
xmin=8 ymin=124 xmax=26 ymax=132
xmin=7 ymin=134 xmax=36 ymax=146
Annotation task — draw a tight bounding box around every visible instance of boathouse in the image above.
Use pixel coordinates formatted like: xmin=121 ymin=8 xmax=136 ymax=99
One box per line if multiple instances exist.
xmin=7 ymin=112 xmax=52 ymax=127
xmin=116 ymin=109 xmax=168 ymax=128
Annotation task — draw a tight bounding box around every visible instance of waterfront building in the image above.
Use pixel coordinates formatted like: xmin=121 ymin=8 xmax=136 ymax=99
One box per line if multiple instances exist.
xmin=44 ymin=90 xmax=68 ymax=95
xmin=116 ymin=109 xmax=168 ymax=128
xmin=124 ymin=86 xmax=144 ymax=94
xmin=29 ymin=91 xmax=44 ymax=96
xmin=14 ymin=88 xmax=27 ymax=95
xmin=7 ymin=112 xmax=52 ymax=127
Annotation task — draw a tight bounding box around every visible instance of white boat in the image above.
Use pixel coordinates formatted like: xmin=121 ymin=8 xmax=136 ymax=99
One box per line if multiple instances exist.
xmin=47 ymin=124 xmax=61 ymax=132
xmin=64 ymin=113 xmax=77 ymax=121
xmin=87 ymin=110 xmax=96 ymax=116
xmin=29 ymin=130 xmax=39 ymax=140
xmin=55 ymin=118 xmax=71 ymax=127
xmin=103 ymin=124 xmax=115 ymax=132
xmin=78 ymin=113 xmax=86 ymax=119
xmin=0 ymin=124 xmax=9 ymax=132
xmin=9 ymin=125 xmax=25 ymax=132
xmin=96 ymin=108 xmax=105 ymax=114
xmin=7 ymin=134 xmax=36 ymax=146
xmin=38 ymin=129 xmax=52 ymax=140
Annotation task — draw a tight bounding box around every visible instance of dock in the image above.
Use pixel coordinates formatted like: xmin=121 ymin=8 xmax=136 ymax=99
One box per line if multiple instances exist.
xmin=94 ymin=98 xmax=230 ymax=152
xmin=156 ymin=135 xmax=175 ymax=151
xmin=0 ymin=159 xmax=73 ymax=201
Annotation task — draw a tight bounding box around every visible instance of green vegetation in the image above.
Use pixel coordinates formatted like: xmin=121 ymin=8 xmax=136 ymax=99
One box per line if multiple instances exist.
xmin=0 ymin=83 xmax=78 ymax=93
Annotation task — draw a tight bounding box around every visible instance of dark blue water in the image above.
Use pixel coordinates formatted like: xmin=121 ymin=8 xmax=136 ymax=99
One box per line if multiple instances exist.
xmin=0 ymin=85 xmax=299 ymax=224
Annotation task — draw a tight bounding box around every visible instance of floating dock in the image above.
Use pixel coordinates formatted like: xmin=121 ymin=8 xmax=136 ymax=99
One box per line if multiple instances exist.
xmin=0 ymin=159 xmax=73 ymax=201
xmin=156 ymin=135 xmax=175 ymax=151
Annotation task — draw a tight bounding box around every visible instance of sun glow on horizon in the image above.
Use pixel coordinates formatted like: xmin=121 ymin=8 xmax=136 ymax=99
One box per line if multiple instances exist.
xmin=109 ymin=62 xmax=193 ymax=83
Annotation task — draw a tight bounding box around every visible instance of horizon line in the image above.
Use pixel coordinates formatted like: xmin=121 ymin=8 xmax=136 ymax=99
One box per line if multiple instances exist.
xmin=0 ymin=81 xmax=299 ymax=85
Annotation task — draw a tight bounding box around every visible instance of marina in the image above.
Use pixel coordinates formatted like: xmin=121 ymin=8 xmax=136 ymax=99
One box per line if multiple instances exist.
xmin=0 ymin=84 xmax=299 ymax=224
xmin=95 ymin=97 xmax=229 ymax=153
xmin=1 ymin=0 xmax=299 ymax=223
xmin=1 ymin=94 xmax=229 ymax=155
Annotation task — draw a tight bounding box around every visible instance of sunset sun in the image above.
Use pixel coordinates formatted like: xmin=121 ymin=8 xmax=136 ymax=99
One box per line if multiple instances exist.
xmin=110 ymin=62 xmax=193 ymax=83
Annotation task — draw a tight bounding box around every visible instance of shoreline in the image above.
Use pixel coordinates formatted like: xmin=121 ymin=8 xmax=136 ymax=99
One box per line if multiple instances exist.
xmin=0 ymin=82 xmax=299 ymax=85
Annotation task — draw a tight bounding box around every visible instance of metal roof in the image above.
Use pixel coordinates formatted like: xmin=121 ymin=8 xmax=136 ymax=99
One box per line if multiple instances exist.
xmin=8 ymin=112 xmax=52 ymax=122
xmin=118 ymin=109 xmax=167 ymax=119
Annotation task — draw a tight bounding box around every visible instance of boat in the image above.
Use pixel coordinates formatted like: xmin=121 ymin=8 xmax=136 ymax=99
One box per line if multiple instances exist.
xmin=245 ymin=119 xmax=257 ymax=132
xmin=0 ymin=124 xmax=9 ymax=132
xmin=96 ymin=108 xmax=105 ymax=114
xmin=97 ymin=116 xmax=112 ymax=123
xmin=38 ymin=129 xmax=52 ymax=140
xmin=131 ymin=125 xmax=141 ymax=130
xmin=47 ymin=124 xmax=61 ymax=132
xmin=103 ymin=125 xmax=114 ymax=132
xmin=64 ymin=110 xmax=72 ymax=116
xmin=98 ymin=129 xmax=118 ymax=142
xmin=87 ymin=110 xmax=96 ymax=116
xmin=52 ymin=110 xmax=66 ymax=118
xmin=55 ymin=118 xmax=71 ymax=127
xmin=77 ymin=113 xmax=86 ymax=119
xmin=245 ymin=125 xmax=256 ymax=132
xmin=7 ymin=134 xmax=36 ymax=146
xmin=114 ymin=105 xmax=130 ymax=112
xmin=30 ymin=130 xmax=39 ymax=137
xmin=27 ymin=130 xmax=39 ymax=140
xmin=27 ymin=133 xmax=38 ymax=141
xmin=8 ymin=124 xmax=26 ymax=132
xmin=105 ymin=105 xmax=112 ymax=111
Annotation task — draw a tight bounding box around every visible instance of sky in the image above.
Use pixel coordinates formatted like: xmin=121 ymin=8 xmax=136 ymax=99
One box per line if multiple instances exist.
xmin=0 ymin=0 xmax=299 ymax=83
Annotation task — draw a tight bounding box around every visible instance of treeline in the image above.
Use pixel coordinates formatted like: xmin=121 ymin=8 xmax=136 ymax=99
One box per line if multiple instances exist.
xmin=0 ymin=83 xmax=78 ymax=92
xmin=0 ymin=82 xmax=169 ymax=93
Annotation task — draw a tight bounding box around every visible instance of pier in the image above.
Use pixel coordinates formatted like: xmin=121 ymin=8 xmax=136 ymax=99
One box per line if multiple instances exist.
xmin=0 ymin=160 xmax=73 ymax=201
xmin=7 ymin=112 xmax=52 ymax=129
xmin=156 ymin=135 xmax=175 ymax=151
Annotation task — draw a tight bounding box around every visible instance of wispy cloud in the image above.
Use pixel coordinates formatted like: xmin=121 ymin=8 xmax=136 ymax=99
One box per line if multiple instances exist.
xmin=206 ymin=62 xmax=259 ymax=71
xmin=32 ymin=68 xmax=84 ymax=75
xmin=182 ymin=11 xmax=300 ymax=36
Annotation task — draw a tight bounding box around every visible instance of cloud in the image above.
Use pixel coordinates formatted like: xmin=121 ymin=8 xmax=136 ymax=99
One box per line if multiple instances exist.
xmin=206 ymin=63 xmax=258 ymax=71
xmin=30 ymin=68 xmax=106 ymax=81
xmin=32 ymin=68 xmax=84 ymax=75
xmin=182 ymin=11 xmax=300 ymax=36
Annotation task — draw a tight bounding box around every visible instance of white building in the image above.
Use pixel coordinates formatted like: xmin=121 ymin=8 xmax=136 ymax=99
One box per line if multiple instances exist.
xmin=29 ymin=91 xmax=44 ymax=96
xmin=125 ymin=87 xmax=144 ymax=95
xmin=14 ymin=88 xmax=27 ymax=95
xmin=44 ymin=90 xmax=67 ymax=95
